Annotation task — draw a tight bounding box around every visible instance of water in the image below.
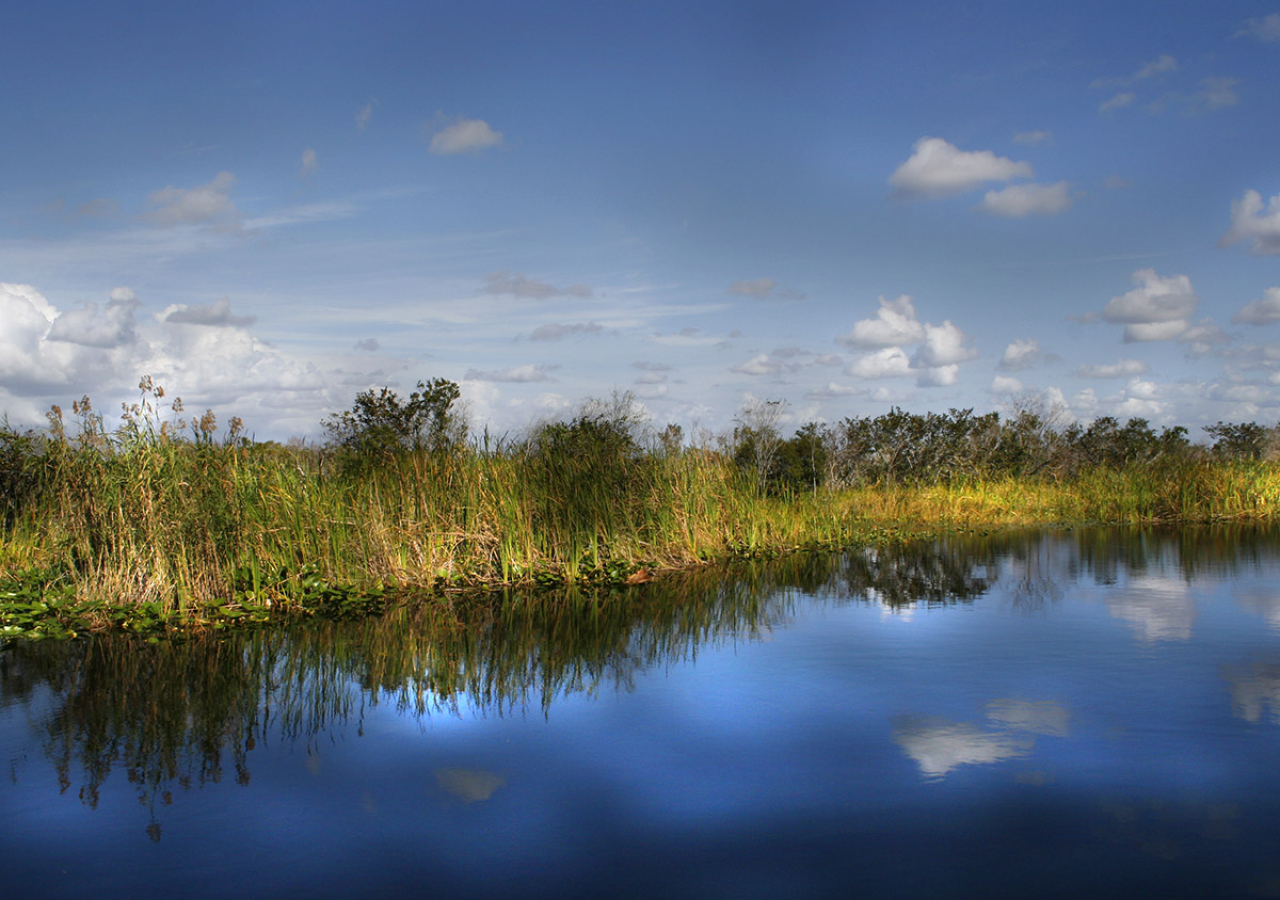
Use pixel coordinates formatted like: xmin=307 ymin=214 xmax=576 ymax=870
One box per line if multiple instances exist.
xmin=4 ymin=527 xmax=1280 ymax=898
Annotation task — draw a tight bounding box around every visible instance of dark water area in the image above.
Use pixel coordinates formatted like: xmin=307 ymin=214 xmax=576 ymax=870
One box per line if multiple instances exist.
xmin=5 ymin=526 xmax=1280 ymax=899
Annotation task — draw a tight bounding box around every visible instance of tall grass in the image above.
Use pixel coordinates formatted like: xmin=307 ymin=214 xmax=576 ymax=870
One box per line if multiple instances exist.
xmin=4 ymin=395 xmax=1280 ymax=620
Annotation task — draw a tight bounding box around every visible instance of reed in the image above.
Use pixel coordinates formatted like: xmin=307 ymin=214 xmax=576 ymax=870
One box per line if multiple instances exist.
xmin=3 ymin=398 xmax=1280 ymax=628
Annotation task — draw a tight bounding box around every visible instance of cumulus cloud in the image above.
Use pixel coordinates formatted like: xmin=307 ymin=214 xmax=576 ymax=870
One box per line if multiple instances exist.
xmin=998 ymin=338 xmax=1042 ymax=371
xmin=146 ymin=171 xmax=241 ymax=228
xmin=300 ymin=148 xmax=318 ymax=177
xmin=1221 ymin=190 xmax=1280 ymax=255
xmin=839 ymin=297 xmax=977 ymax=387
xmin=1012 ymin=130 xmax=1052 ymax=146
xmin=847 ymin=347 xmax=912 ymax=379
xmin=463 ymin=364 xmax=558 ymax=383
xmin=46 ymin=293 xmax=142 ymax=348
xmin=0 ymin=282 xmax=324 ymax=427
xmin=482 ymin=271 xmax=592 ymax=300
xmin=991 ymin=375 xmax=1023 ymax=393
xmin=889 ymin=137 xmax=1032 ymax=199
xmin=728 ymin=277 xmax=776 ymax=298
xmin=916 ymin=364 xmax=960 ymax=387
xmin=1239 ymin=13 xmax=1280 ymax=42
xmin=1234 ymin=287 xmax=1280 ymax=324
xmin=979 ymin=181 xmax=1072 ymax=218
xmin=1077 ymin=359 xmax=1149 ymax=378
xmin=914 ymin=320 xmax=978 ymax=368
xmin=529 ymin=322 xmax=604 ymax=341
xmin=1102 ymin=268 xmax=1198 ymax=341
xmin=1099 ymin=92 xmax=1135 ymax=114
xmin=159 ymin=297 xmax=256 ymax=327
xmin=836 ymin=295 xmax=925 ymax=348
xmin=427 ymin=117 xmax=503 ymax=155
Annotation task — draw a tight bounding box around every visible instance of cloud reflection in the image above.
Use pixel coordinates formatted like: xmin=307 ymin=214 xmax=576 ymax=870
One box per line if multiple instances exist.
xmin=435 ymin=767 xmax=506 ymax=802
xmin=894 ymin=699 xmax=1070 ymax=779
xmin=1105 ymin=575 xmax=1195 ymax=642
xmin=1222 ymin=662 xmax=1280 ymax=724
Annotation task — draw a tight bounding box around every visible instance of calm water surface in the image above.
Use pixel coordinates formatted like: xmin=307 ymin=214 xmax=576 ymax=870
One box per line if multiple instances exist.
xmin=4 ymin=527 xmax=1280 ymax=898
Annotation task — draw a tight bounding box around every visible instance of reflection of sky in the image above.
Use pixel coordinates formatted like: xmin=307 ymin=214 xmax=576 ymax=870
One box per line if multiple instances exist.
xmin=893 ymin=716 xmax=1034 ymax=778
xmin=1222 ymin=662 xmax=1280 ymax=724
xmin=1234 ymin=588 xmax=1280 ymax=629
xmin=894 ymin=699 xmax=1070 ymax=778
xmin=9 ymin=531 xmax=1280 ymax=897
xmin=1104 ymin=574 xmax=1196 ymax=643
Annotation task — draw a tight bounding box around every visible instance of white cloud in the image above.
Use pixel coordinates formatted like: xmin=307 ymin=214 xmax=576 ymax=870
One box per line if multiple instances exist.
xmin=999 ymin=338 xmax=1041 ymax=371
xmin=916 ymin=364 xmax=959 ymax=387
xmin=300 ymin=148 xmax=318 ymax=177
xmin=991 ymin=375 xmax=1023 ymax=393
xmin=914 ymin=320 xmax=978 ymax=368
xmin=1100 ymin=92 xmax=1135 ymax=113
xmin=427 ymin=118 xmax=504 ymax=155
xmin=0 ymin=282 xmax=325 ymax=429
xmin=1012 ymin=130 xmax=1052 ymax=146
xmin=979 ymin=181 xmax=1072 ymax=218
xmin=529 ymin=322 xmax=604 ymax=341
xmin=463 ymin=364 xmax=558 ymax=383
xmin=847 ymin=347 xmax=912 ymax=379
xmin=728 ymin=277 xmax=776 ymax=297
xmin=732 ymin=353 xmax=780 ymax=376
xmin=836 ymin=295 xmax=925 ymax=348
xmin=1240 ymin=13 xmax=1280 ymax=42
xmin=1102 ymin=268 xmax=1198 ymax=341
xmin=146 ymin=171 xmax=241 ymax=228
xmin=1234 ymin=287 xmax=1280 ymax=324
xmin=1077 ymin=359 xmax=1149 ymax=378
xmin=482 ymin=271 xmax=592 ymax=300
xmin=159 ymin=297 xmax=256 ymax=328
xmin=888 ymin=137 xmax=1032 ymax=199
xmin=1122 ymin=320 xmax=1190 ymax=342
xmin=1221 ymin=190 xmax=1280 ymax=255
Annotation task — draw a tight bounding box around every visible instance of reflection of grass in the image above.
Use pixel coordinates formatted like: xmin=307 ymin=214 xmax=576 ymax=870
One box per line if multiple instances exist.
xmin=4 ymin=404 xmax=1280 ymax=630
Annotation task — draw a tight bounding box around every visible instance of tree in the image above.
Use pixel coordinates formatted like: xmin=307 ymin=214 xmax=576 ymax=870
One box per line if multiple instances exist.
xmin=733 ymin=398 xmax=786 ymax=492
xmin=322 ymin=378 xmax=462 ymax=458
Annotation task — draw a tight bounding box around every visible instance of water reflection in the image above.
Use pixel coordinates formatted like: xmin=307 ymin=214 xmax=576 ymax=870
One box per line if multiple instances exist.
xmin=1222 ymin=661 xmax=1280 ymax=724
xmin=894 ymin=699 xmax=1070 ymax=778
xmin=1105 ymin=575 xmax=1196 ymax=643
xmin=2 ymin=524 xmax=1280 ymax=840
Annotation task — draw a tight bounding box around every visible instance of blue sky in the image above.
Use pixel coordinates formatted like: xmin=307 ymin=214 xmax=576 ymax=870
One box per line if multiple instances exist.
xmin=2 ymin=0 xmax=1279 ymax=440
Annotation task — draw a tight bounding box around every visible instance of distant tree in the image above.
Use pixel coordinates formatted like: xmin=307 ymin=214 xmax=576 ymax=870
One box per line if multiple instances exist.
xmin=322 ymin=378 xmax=463 ymax=459
xmin=1204 ymin=421 xmax=1271 ymax=461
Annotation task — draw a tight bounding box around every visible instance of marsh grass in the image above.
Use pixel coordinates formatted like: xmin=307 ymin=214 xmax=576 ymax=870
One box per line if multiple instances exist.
xmin=4 ymin=390 xmax=1280 ymax=630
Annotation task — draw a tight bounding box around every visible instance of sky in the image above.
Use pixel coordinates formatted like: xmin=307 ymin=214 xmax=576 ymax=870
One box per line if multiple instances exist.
xmin=2 ymin=0 xmax=1279 ymax=442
